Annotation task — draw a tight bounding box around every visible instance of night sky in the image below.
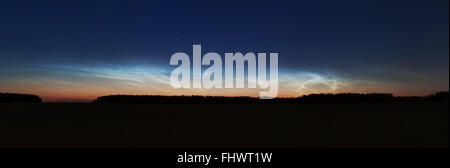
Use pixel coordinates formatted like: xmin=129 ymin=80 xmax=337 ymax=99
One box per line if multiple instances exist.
xmin=0 ymin=0 xmax=448 ymax=101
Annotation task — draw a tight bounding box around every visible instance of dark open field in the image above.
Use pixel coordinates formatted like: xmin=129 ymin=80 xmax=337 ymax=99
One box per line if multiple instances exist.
xmin=0 ymin=102 xmax=448 ymax=148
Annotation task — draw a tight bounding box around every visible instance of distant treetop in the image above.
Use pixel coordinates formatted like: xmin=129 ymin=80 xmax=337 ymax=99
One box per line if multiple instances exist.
xmin=94 ymin=91 xmax=448 ymax=104
xmin=0 ymin=93 xmax=42 ymax=103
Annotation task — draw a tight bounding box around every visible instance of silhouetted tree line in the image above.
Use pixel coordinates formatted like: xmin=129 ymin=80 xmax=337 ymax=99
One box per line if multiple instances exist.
xmin=427 ymin=91 xmax=449 ymax=101
xmin=94 ymin=95 xmax=270 ymax=104
xmin=1 ymin=91 xmax=446 ymax=104
xmin=94 ymin=91 xmax=449 ymax=104
xmin=299 ymin=93 xmax=394 ymax=103
xmin=396 ymin=91 xmax=449 ymax=102
xmin=0 ymin=93 xmax=42 ymax=103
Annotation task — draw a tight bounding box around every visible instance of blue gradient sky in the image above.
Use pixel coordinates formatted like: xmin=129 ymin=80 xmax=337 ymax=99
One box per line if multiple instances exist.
xmin=0 ymin=0 xmax=448 ymax=101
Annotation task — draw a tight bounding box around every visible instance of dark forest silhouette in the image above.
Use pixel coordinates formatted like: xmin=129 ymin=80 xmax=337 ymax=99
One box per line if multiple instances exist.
xmin=0 ymin=91 xmax=448 ymax=148
xmin=94 ymin=91 xmax=449 ymax=104
xmin=0 ymin=93 xmax=42 ymax=103
xmin=1 ymin=91 xmax=448 ymax=103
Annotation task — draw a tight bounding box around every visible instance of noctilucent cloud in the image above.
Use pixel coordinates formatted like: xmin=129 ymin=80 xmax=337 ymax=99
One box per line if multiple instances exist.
xmin=0 ymin=0 xmax=448 ymax=101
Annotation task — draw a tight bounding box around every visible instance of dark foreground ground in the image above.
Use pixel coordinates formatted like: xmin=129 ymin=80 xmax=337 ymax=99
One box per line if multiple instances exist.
xmin=0 ymin=102 xmax=448 ymax=147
